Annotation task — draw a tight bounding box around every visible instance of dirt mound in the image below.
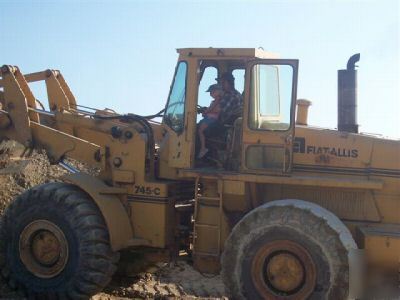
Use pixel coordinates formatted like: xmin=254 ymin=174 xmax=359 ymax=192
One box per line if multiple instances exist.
xmin=0 ymin=141 xmax=65 ymax=214
xmin=100 ymin=261 xmax=225 ymax=299
xmin=0 ymin=140 xmax=226 ymax=299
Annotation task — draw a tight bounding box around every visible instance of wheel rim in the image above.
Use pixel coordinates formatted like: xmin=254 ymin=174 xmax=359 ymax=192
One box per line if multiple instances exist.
xmin=19 ymin=220 xmax=69 ymax=278
xmin=251 ymin=240 xmax=316 ymax=299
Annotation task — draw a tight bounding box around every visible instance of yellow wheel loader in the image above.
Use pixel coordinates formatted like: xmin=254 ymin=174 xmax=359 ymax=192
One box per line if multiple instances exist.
xmin=0 ymin=48 xmax=399 ymax=299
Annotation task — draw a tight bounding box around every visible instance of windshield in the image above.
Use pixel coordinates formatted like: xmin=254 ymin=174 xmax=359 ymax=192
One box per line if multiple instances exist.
xmin=164 ymin=61 xmax=187 ymax=133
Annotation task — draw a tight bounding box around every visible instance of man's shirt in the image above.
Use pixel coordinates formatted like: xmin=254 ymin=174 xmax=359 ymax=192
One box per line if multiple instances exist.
xmin=219 ymin=89 xmax=243 ymax=124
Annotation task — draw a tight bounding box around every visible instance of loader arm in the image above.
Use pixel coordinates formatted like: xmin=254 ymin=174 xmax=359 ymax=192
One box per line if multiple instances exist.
xmin=0 ymin=65 xmax=155 ymax=185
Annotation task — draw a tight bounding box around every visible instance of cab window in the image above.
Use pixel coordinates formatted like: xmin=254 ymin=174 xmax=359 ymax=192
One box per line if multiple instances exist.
xmin=164 ymin=61 xmax=187 ymax=133
xmin=249 ymin=64 xmax=293 ymax=131
xmin=197 ymin=66 xmax=218 ymax=122
xmin=232 ymin=69 xmax=245 ymax=94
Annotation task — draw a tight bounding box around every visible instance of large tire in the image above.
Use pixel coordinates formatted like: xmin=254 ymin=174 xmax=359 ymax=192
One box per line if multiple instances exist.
xmin=221 ymin=199 xmax=357 ymax=300
xmin=0 ymin=182 xmax=119 ymax=299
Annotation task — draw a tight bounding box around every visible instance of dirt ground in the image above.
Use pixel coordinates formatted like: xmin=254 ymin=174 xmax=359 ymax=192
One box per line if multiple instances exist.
xmin=0 ymin=140 xmax=226 ymax=300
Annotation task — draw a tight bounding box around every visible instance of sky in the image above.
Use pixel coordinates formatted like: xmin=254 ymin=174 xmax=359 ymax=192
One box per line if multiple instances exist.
xmin=1 ymin=0 xmax=399 ymax=138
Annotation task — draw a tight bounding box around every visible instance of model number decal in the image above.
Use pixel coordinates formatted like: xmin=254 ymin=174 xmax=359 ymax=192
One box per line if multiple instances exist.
xmin=134 ymin=185 xmax=161 ymax=195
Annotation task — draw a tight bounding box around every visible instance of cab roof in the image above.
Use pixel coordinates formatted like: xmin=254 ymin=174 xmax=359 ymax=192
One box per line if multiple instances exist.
xmin=177 ymin=48 xmax=279 ymax=59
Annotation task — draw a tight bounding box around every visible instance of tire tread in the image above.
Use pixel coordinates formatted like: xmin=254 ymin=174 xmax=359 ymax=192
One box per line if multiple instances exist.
xmin=0 ymin=182 xmax=119 ymax=299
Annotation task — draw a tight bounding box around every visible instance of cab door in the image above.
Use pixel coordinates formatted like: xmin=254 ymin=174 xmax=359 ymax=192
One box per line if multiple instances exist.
xmin=162 ymin=58 xmax=198 ymax=169
xmin=242 ymin=59 xmax=299 ymax=174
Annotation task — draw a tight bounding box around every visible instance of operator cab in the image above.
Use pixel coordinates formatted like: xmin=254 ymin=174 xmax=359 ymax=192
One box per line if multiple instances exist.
xmin=161 ymin=48 xmax=298 ymax=175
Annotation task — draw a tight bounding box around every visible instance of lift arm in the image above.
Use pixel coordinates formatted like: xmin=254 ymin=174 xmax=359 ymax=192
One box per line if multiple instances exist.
xmin=0 ymin=65 xmax=152 ymax=185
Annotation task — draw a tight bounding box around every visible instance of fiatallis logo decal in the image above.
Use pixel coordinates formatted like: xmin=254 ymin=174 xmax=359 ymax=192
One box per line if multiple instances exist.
xmin=293 ymin=137 xmax=358 ymax=158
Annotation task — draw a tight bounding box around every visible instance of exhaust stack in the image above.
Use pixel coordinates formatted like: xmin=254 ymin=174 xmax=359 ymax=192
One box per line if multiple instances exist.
xmin=338 ymin=53 xmax=360 ymax=133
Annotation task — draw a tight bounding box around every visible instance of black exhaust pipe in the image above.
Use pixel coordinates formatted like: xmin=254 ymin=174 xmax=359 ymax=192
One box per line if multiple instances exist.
xmin=338 ymin=53 xmax=360 ymax=133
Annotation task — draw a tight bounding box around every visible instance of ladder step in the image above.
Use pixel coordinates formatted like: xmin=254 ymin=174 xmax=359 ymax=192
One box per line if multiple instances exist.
xmin=194 ymin=251 xmax=219 ymax=257
xmin=195 ymin=223 xmax=219 ymax=229
xmin=197 ymin=196 xmax=220 ymax=201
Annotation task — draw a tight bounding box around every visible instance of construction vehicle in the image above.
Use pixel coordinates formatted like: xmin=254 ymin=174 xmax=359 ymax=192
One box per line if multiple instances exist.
xmin=0 ymin=48 xmax=399 ymax=299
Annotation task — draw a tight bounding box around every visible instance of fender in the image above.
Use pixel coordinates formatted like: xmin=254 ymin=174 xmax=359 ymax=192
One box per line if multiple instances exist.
xmin=62 ymin=172 xmax=133 ymax=251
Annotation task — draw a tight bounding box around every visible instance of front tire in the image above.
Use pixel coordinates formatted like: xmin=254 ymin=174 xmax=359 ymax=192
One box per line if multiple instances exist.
xmin=221 ymin=200 xmax=356 ymax=300
xmin=0 ymin=182 xmax=119 ymax=299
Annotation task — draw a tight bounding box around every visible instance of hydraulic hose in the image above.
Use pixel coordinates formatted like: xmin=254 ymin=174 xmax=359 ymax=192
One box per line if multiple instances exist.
xmin=92 ymin=113 xmax=155 ymax=178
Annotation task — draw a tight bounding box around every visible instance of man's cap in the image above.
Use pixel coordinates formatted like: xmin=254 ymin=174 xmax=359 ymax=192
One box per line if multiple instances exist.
xmin=216 ymin=72 xmax=235 ymax=82
xmin=206 ymin=84 xmax=223 ymax=93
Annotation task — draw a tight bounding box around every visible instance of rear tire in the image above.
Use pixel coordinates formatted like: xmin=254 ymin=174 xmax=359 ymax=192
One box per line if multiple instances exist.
xmin=0 ymin=182 xmax=119 ymax=299
xmin=221 ymin=199 xmax=356 ymax=300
